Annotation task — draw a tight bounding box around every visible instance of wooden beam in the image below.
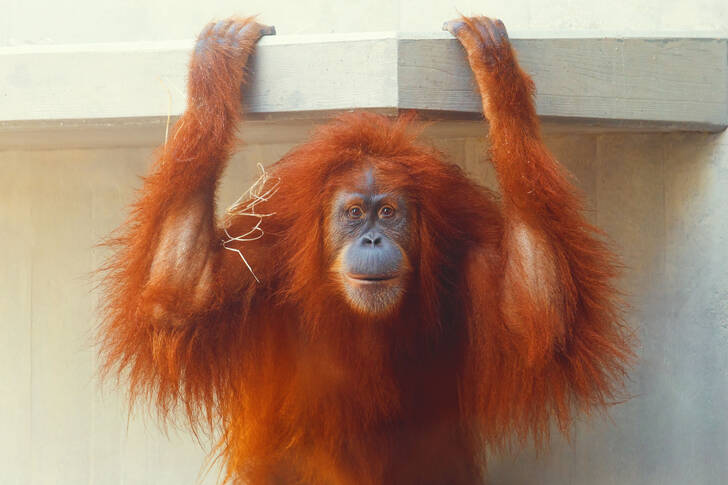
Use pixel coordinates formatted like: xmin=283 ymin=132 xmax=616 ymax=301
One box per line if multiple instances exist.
xmin=398 ymin=34 xmax=728 ymax=131
xmin=0 ymin=33 xmax=725 ymax=148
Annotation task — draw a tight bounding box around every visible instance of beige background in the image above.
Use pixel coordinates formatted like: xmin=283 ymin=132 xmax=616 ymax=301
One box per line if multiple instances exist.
xmin=2 ymin=1 xmax=727 ymax=484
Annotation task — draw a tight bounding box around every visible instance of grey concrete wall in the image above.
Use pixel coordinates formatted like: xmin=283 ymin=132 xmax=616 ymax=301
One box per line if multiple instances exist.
xmin=1 ymin=128 xmax=727 ymax=484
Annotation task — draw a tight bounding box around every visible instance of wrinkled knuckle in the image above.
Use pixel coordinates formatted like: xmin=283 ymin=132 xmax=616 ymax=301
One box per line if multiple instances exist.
xmin=194 ymin=37 xmax=211 ymax=55
xmin=210 ymin=20 xmax=226 ymax=36
xmin=445 ymin=20 xmax=463 ymax=35
xmin=224 ymin=22 xmax=238 ymax=37
xmin=236 ymin=23 xmax=254 ymax=38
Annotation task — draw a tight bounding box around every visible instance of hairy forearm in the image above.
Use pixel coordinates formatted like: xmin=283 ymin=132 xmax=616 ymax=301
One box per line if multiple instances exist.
xmin=149 ymin=25 xmax=256 ymax=206
xmin=119 ymin=19 xmax=269 ymax=322
xmin=448 ymin=16 xmax=609 ymax=357
xmin=98 ymin=18 xmax=271 ymax=428
xmin=474 ymin=57 xmax=573 ymax=220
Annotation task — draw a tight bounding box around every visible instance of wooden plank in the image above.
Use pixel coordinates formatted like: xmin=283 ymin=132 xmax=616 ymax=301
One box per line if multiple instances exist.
xmin=0 ymin=40 xmax=191 ymax=122
xmin=243 ymin=33 xmax=399 ymax=113
xmin=0 ymin=34 xmax=400 ymax=124
xmin=398 ymin=34 xmax=728 ymax=131
xmin=0 ymin=33 xmax=725 ymax=147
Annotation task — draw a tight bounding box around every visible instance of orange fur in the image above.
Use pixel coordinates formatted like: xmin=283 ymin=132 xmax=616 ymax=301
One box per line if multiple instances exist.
xmin=98 ymin=16 xmax=633 ymax=484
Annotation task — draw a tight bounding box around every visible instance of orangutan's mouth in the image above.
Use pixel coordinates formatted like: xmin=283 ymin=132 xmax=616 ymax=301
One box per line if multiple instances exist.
xmin=345 ymin=273 xmax=399 ymax=284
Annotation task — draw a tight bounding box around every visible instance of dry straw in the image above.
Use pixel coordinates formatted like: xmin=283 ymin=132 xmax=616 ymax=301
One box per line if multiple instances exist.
xmin=221 ymin=163 xmax=281 ymax=283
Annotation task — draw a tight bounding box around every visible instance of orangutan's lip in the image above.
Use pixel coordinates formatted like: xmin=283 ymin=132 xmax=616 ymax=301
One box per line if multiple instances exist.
xmin=345 ymin=273 xmax=399 ymax=284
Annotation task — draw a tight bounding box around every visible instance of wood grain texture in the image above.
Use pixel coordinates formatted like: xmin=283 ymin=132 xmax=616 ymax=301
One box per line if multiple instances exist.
xmin=398 ymin=34 xmax=728 ymax=130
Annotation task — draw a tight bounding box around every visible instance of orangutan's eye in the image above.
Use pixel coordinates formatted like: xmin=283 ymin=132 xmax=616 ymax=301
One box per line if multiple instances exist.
xmin=379 ymin=205 xmax=395 ymax=219
xmin=347 ymin=206 xmax=364 ymax=219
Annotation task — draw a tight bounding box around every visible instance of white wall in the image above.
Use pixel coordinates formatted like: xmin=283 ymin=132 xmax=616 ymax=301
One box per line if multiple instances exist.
xmin=3 ymin=0 xmax=727 ymax=46
xmin=2 ymin=1 xmax=727 ymax=484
